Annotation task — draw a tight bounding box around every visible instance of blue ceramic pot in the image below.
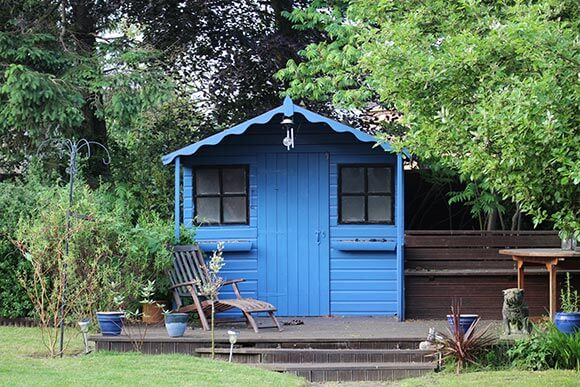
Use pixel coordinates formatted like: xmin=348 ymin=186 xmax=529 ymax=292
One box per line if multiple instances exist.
xmin=555 ymin=312 xmax=580 ymax=334
xmin=96 ymin=312 xmax=124 ymax=336
xmin=447 ymin=314 xmax=479 ymax=335
xmin=164 ymin=313 xmax=189 ymax=337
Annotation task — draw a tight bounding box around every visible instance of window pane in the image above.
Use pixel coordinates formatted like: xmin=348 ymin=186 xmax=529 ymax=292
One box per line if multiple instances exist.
xmin=368 ymin=195 xmax=392 ymax=223
xmin=196 ymin=169 xmax=220 ymax=195
xmin=223 ymin=196 xmax=247 ymax=223
xmin=223 ymin=168 xmax=246 ymax=194
xmin=368 ymin=167 xmax=391 ymax=193
xmin=196 ymin=197 xmax=220 ymax=223
xmin=341 ymin=167 xmax=365 ymax=193
xmin=341 ymin=196 xmax=365 ymax=222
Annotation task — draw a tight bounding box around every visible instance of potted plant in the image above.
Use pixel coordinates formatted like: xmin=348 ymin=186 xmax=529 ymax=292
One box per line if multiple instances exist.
xmin=555 ymin=273 xmax=580 ymax=334
xmin=559 ymin=229 xmax=575 ymax=250
xmin=163 ymin=311 xmax=189 ymax=337
xmin=96 ymin=282 xmax=125 ymax=336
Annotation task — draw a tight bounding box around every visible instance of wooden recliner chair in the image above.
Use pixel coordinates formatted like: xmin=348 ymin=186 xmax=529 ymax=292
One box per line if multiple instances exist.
xmin=169 ymin=244 xmax=282 ymax=333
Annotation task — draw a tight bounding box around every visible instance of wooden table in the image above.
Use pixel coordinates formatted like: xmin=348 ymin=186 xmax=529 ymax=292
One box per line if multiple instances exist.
xmin=499 ymin=248 xmax=580 ymax=320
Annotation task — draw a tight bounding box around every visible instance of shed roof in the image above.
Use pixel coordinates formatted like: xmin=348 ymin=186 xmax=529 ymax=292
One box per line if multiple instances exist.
xmin=162 ymin=97 xmax=394 ymax=165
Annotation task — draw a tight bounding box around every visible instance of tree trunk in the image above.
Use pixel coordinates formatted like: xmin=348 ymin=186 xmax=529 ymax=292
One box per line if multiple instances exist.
xmin=69 ymin=0 xmax=110 ymax=184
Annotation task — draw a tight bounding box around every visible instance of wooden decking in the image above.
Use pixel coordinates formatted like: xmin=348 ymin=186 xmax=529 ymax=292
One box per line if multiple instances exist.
xmin=90 ymin=317 xmax=499 ymax=382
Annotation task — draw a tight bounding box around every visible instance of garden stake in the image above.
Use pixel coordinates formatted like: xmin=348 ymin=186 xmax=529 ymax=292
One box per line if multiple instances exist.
xmin=37 ymin=138 xmax=110 ymax=357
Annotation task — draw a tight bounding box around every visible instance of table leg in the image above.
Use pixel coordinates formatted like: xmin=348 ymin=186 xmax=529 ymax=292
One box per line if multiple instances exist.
xmin=546 ymin=262 xmax=557 ymax=321
xmin=516 ymin=259 xmax=524 ymax=289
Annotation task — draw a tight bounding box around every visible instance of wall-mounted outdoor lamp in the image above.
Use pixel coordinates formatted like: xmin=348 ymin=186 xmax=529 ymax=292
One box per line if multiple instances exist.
xmin=281 ymin=117 xmax=295 ymax=151
xmin=227 ymin=330 xmax=240 ymax=362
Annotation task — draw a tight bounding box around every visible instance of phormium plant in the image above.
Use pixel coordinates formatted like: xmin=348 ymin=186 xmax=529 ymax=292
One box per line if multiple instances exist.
xmin=438 ymin=301 xmax=496 ymax=373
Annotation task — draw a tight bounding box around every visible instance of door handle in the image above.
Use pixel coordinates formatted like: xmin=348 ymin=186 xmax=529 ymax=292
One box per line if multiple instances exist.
xmin=314 ymin=231 xmax=326 ymax=245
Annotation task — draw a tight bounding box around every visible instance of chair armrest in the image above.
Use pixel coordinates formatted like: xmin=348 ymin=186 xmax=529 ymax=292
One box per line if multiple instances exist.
xmin=169 ymin=281 xmax=198 ymax=289
xmin=222 ymin=278 xmax=246 ymax=286
xmin=223 ymin=279 xmax=246 ymax=299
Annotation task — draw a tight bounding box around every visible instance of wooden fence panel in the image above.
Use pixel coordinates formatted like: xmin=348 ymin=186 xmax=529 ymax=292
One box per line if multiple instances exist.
xmin=404 ymin=231 xmax=580 ymax=319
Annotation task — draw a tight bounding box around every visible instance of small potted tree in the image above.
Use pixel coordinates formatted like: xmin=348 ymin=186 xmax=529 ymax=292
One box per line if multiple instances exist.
xmin=555 ymin=273 xmax=580 ymax=334
xmin=96 ymin=282 xmax=125 ymax=336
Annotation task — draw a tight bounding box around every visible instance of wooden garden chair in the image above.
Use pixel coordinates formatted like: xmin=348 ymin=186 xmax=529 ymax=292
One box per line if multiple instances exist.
xmin=169 ymin=244 xmax=282 ymax=333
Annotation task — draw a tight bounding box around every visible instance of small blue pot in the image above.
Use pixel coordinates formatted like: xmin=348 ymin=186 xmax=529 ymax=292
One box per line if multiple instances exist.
xmin=555 ymin=312 xmax=580 ymax=334
xmin=96 ymin=312 xmax=124 ymax=336
xmin=164 ymin=313 xmax=189 ymax=337
xmin=447 ymin=314 xmax=479 ymax=335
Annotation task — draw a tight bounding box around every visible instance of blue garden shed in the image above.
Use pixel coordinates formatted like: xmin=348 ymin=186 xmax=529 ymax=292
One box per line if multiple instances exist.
xmin=163 ymin=97 xmax=406 ymax=319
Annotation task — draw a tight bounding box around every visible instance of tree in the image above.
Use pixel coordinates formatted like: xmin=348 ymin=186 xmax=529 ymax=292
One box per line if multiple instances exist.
xmin=277 ymin=0 xmax=579 ymax=234
xmin=0 ymin=0 xmax=173 ymax=181
xmin=120 ymin=0 xmax=317 ymax=125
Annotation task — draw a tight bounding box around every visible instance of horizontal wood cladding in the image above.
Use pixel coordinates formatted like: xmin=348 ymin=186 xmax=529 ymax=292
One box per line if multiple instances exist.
xmin=404 ymin=230 xmax=580 ymax=319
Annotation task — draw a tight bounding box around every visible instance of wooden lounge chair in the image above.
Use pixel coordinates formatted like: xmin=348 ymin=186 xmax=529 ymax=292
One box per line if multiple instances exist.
xmin=169 ymin=244 xmax=282 ymax=333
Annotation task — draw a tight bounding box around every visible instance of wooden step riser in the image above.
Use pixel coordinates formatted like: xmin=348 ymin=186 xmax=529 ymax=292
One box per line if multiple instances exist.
xmin=288 ymin=367 xmax=431 ymax=383
xmin=199 ymin=352 xmax=431 ymax=364
xmin=253 ymin=341 xmax=420 ymax=350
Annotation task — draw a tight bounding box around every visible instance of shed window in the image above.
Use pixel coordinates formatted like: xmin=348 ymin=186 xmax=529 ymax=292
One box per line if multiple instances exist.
xmin=339 ymin=165 xmax=393 ymax=224
xmin=195 ymin=166 xmax=248 ymax=224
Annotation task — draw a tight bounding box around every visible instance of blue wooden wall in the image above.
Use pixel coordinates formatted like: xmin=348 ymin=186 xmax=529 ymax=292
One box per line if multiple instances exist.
xmin=178 ymin=114 xmax=404 ymax=318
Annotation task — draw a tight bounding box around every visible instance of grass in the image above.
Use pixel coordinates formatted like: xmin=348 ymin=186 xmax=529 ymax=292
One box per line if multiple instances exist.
xmin=0 ymin=326 xmax=304 ymax=386
xmin=399 ymin=370 xmax=580 ymax=386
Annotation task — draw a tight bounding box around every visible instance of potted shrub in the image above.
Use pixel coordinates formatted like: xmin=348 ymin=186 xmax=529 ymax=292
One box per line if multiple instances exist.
xmin=142 ymin=302 xmax=165 ymax=324
xmin=96 ymin=285 xmax=125 ymax=336
xmin=164 ymin=311 xmax=189 ymax=337
xmin=555 ymin=273 xmax=580 ymax=334
xmin=96 ymin=311 xmax=125 ymax=336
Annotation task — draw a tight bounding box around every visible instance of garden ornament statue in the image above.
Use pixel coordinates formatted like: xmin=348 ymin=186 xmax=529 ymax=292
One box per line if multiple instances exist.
xmin=37 ymin=137 xmax=110 ymax=357
xmin=502 ymin=288 xmax=531 ymax=335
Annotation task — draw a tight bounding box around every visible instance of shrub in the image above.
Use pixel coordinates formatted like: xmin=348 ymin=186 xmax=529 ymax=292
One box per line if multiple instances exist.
xmin=0 ymin=177 xmax=46 ymax=318
xmin=438 ymin=301 xmax=497 ymax=373
xmin=508 ymin=323 xmax=580 ymax=371
xmin=10 ymin=178 xmax=173 ymax=313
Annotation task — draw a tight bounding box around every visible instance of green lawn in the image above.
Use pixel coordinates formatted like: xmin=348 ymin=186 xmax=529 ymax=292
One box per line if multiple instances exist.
xmin=0 ymin=326 xmax=305 ymax=386
xmin=400 ymin=370 xmax=580 ymax=387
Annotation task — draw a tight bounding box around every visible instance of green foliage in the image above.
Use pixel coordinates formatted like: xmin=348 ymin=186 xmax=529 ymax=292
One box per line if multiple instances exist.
xmin=110 ymin=97 xmax=209 ymax=216
xmin=508 ymin=323 xmax=580 ymax=371
xmin=10 ymin=177 xmax=174 ymax=323
xmin=278 ymin=0 xmax=580 ymax=234
xmin=0 ymin=177 xmax=47 ymax=318
xmin=439 ymin=301 xmax=497 ymax=373
xmin=560 ymin=273 xmax=580 ymax=313
xmin=0 ymin=24 xmax=174 ymax=171
xmin=448 ymin=181 xmax=505 ymax=230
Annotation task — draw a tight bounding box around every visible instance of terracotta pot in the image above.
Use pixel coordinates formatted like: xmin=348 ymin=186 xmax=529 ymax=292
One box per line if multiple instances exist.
xmin=142 ymin=302 xmax=165 ymax=324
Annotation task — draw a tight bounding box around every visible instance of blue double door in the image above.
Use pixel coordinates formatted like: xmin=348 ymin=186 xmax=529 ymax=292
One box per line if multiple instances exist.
xmin=258 ymin=152 xmax=330 ymax=316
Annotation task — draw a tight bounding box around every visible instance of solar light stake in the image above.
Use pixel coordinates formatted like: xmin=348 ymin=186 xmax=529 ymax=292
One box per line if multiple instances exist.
xmin=228 ymin=330 xmax=239 ymax=362
xmin=78 ymin=319 xmax=91 ymax=354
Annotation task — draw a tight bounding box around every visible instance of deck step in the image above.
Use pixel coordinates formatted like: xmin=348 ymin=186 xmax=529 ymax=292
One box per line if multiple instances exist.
xmin=195 ymin=347 xmax=434 ymax=364
xmin=251 ymin=339 xmax=422 ymax=350
xmin=259 ymin=362 xmax=437 ymax=382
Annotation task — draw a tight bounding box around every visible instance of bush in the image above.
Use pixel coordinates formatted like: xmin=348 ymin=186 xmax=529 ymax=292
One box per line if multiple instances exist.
xmin=0 ymin=171 xmax=176 ymax=317
xmin=508 ymin=323 xmax=580 ymax=371
xmin=0 ymin=177 xmax=46 ymax=318
xmin=16 ymin=181 xmax=174 ymax=317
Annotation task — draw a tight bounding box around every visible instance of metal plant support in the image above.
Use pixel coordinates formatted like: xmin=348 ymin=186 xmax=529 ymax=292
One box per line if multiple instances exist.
xmin=37 ymin=138 xmax=111 ymax=358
